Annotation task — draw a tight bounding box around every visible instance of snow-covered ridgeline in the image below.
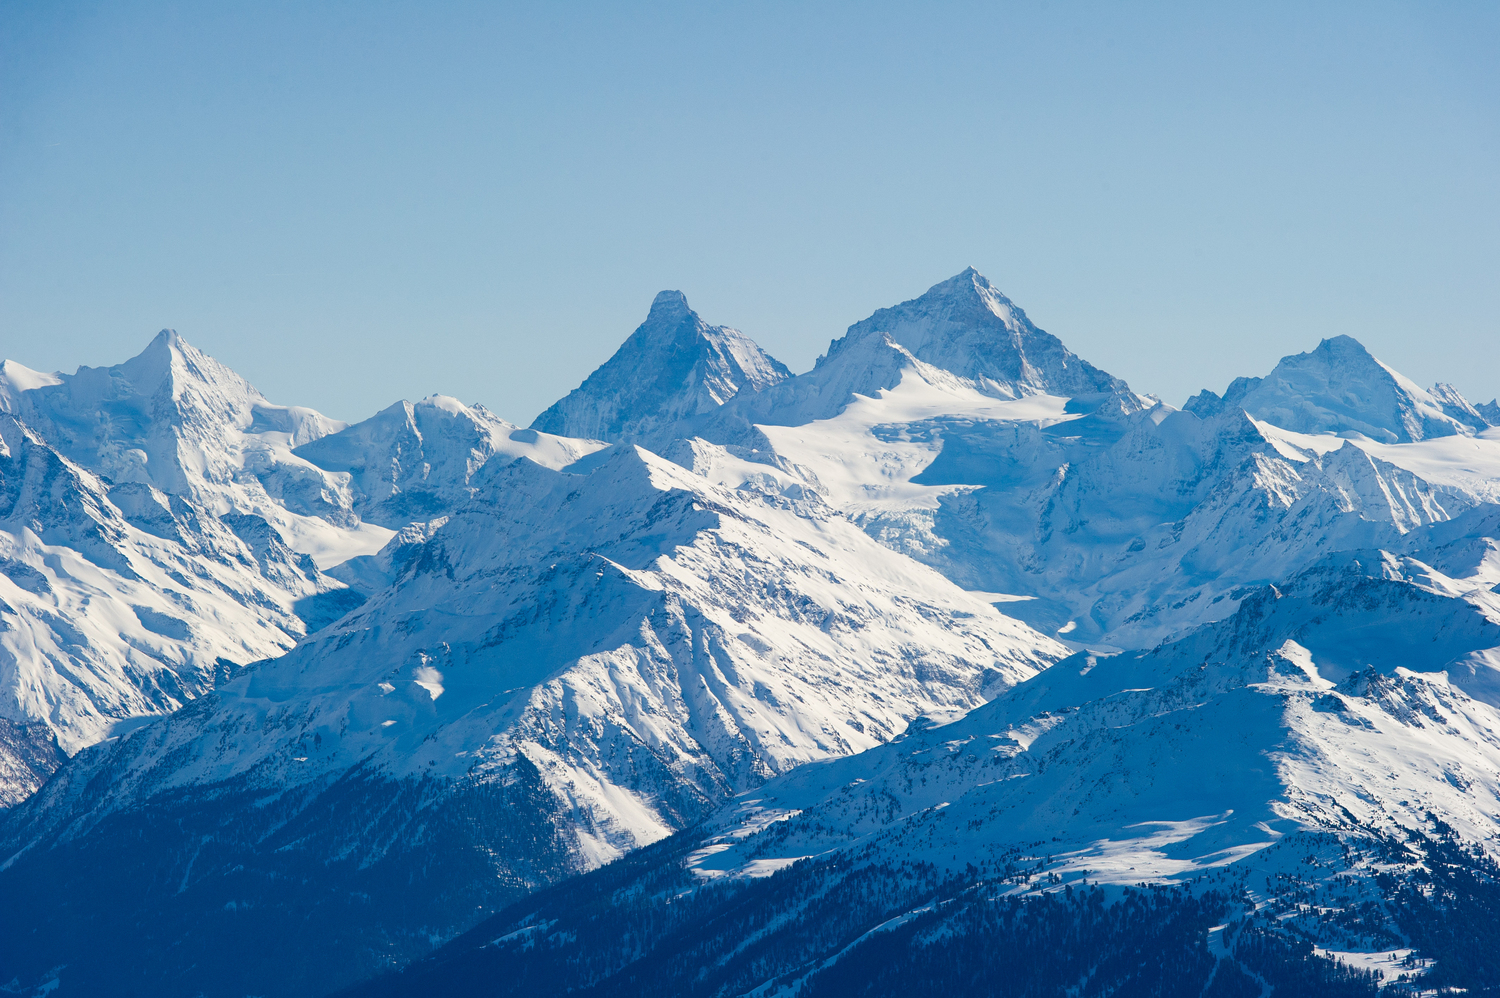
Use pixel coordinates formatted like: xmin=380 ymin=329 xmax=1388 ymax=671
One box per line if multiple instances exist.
xmin=1 ymin=270 xmax=1498 ymax=997
xmin=7 ymin=444 xmax=1062 ymax=857
xmin=0 ymin=327 xmax=637 ymax=804
xmin=672 ymin=547 xmax=1500 ymax=918
xmin=657 ymin=275 xmax=1500 ymax=651
xmin=0 ymin=443 xmax=1066 ymax=995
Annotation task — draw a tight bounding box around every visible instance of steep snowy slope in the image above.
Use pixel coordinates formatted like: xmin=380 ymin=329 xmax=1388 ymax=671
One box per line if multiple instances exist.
xmin=295 ymin=394 xmax=606 ymax=528
xmin=1186 ymin=335 xmax=1477 ymax=443
xmin=655 ymin=278 xmax=1492 ymax=648
xmin=351 ymin=549 xmax=1500 ymax=998
xmin=907 ymin=408 xmax=1485 ymax=647
xmin=3 ymin=278 xmax=1498 ymax=998
xmin=1430 ymin=382 xmax=1495 ymax=431
xmin=0 ymin=334 xmax=399 ymax=806
xmin=0 ymin=330 xmax=394 ymax=563
xmin=0 ymin=415 xmax=357 ymax=805
xmin=685 ymin=552 xmax=1500 ymax=886
xmin=531 ymin=290 xmax=790 ymax=447
xmin=686 ymin=269 xmax=1141 ymax=448
xmin=0 ymin=444 xmax=1063 ymax=998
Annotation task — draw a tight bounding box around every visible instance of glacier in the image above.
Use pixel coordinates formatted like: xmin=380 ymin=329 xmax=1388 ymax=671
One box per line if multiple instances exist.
xmin=1 ymin=270 xmax=1499 ymax=997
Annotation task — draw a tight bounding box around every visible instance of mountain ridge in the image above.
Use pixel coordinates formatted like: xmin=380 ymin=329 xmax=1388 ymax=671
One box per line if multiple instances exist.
xmin=1 ymin=274 xmax=1499 ymax=998
xmin=1186 ymin=334 xmax=1480 ymax=443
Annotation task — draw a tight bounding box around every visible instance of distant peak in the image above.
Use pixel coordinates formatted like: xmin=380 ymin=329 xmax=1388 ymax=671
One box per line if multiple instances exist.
xmin=932 ymin=266 xmax=984 ymax=289
xmin=1314 ymin=334 xmax=1375 ymax=357
xmin=135 ymin=329 xmax=189 ymax=367
xmin=1227 ymin=334 xmax=1472 ymax=442
xmin=648 ymin=290 xmax=692 ymax=320
xmin=918 ymin=268 xmax=1010 ymax=309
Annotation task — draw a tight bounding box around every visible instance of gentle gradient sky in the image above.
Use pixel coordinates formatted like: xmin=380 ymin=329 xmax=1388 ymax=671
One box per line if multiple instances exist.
xmin=2 ymin=1 xmax=1497 ymax=424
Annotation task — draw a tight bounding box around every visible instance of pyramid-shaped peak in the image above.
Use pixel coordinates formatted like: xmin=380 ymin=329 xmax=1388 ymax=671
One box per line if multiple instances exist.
xmin=1313 ymin=334 xmax=1380 ymax=362
xmin=532 ymin=291 xmax=790 ymax=446
xmin=0 ymin=327 xmax=347 ymax=497
xmin=917 ymin=267 xmax=1006 ymax=305
xmin=133 ymin=328 xmax=193 ymax=365
xmin=814 ymin=270 xmax=1128 ymax=402
xmin=648 ymin=289 xmax=692 ymax=318
xmin=119 ymin=328 xmax=188 ymax=385
xmin=934 ymin=265 xmax=986 ymax=287
xmin=109 ymin=326 xmax=253 ymax=401
xmin=1210 ymin=334 xmax=1473 ymax=443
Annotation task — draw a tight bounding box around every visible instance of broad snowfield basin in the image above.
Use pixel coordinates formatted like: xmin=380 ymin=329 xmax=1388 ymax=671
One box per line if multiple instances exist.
xmin=4 ymin=269 xmax=1500 ymax=997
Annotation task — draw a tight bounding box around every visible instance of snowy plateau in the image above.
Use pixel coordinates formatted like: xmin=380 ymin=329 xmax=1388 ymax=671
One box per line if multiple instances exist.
xmin=2 ymin=269 xmax=1500 ymax=997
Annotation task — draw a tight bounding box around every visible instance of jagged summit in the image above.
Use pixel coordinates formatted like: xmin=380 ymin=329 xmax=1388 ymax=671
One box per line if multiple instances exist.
xmin=688 ymin=269 xmax=1138 ymax=438
xmin=0 ymin=330 xmax=346 ymax=496
xmin=295 ymin=394 xmax=605 ymax=527
xmin=1186 ymin=334 xmax=1477 ymax=443
xmin=1431 ymin=382 xmax=1495 ymax=430
xmin=823 ymin=268 xmax=1128 ymax=399
xmin=531 ymin=291 xmax=790 ymax=447
xmin=5 ymin=279 xmax=1500 ymax=997
xmin=647 ymin=288 xmax=691 ymax=316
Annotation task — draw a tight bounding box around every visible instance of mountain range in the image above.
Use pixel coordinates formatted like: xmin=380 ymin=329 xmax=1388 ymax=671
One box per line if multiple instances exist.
xmin=2 ymin=271 xmax=1499 ymax=997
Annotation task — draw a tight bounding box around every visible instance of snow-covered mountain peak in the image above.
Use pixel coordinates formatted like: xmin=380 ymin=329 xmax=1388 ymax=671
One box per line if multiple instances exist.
xmin=104 ymin=328 xmax=245 ymax=412
xmin=683 ymin=271 xmax=1140 ymax=444
xmin=821 ymin=268 xmax=1131 ymax=400
xmin=5 ymin=283 xmax=1500 ymax=996
xmin=1191 ymin=334 xmax=1476 ymax=443
xmin=908 ymin=265 xmax=1008 ymax=317
xmin=647 ymin=288 xmax=692 ymax=317
xmin=0 ymin=330 xmax=349 ymax=501
xmin=1430 ymin=381 xmax=1495 ymax=430
xmin=0 ymin=359 xmax=63 ymax=413
xmin=1 ymin=425 xmax=1063 ymax=903
xmin=531 ymin=291 xmax=791 ymax=447
xmin=295 ymin=394 xmax=606 ymax=527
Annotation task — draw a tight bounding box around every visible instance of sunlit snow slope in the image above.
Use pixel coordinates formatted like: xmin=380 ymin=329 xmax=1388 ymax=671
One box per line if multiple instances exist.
xmin=3 ymin=270 xmax=1499 ymax=998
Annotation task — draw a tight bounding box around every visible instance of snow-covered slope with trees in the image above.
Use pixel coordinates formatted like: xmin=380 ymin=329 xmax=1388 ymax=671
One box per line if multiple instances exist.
xmin=349 ymin=545 xmax=1500 ymax=998
xmin=0 ymin=443 xmax=1061 ymax=997
xmin=2 ymin=270 xmax=1499 ymax=998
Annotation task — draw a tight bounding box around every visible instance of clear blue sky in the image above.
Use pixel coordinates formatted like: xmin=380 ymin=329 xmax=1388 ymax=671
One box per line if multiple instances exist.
xmin=2 ymin=1 xmax=1497 ymax=423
